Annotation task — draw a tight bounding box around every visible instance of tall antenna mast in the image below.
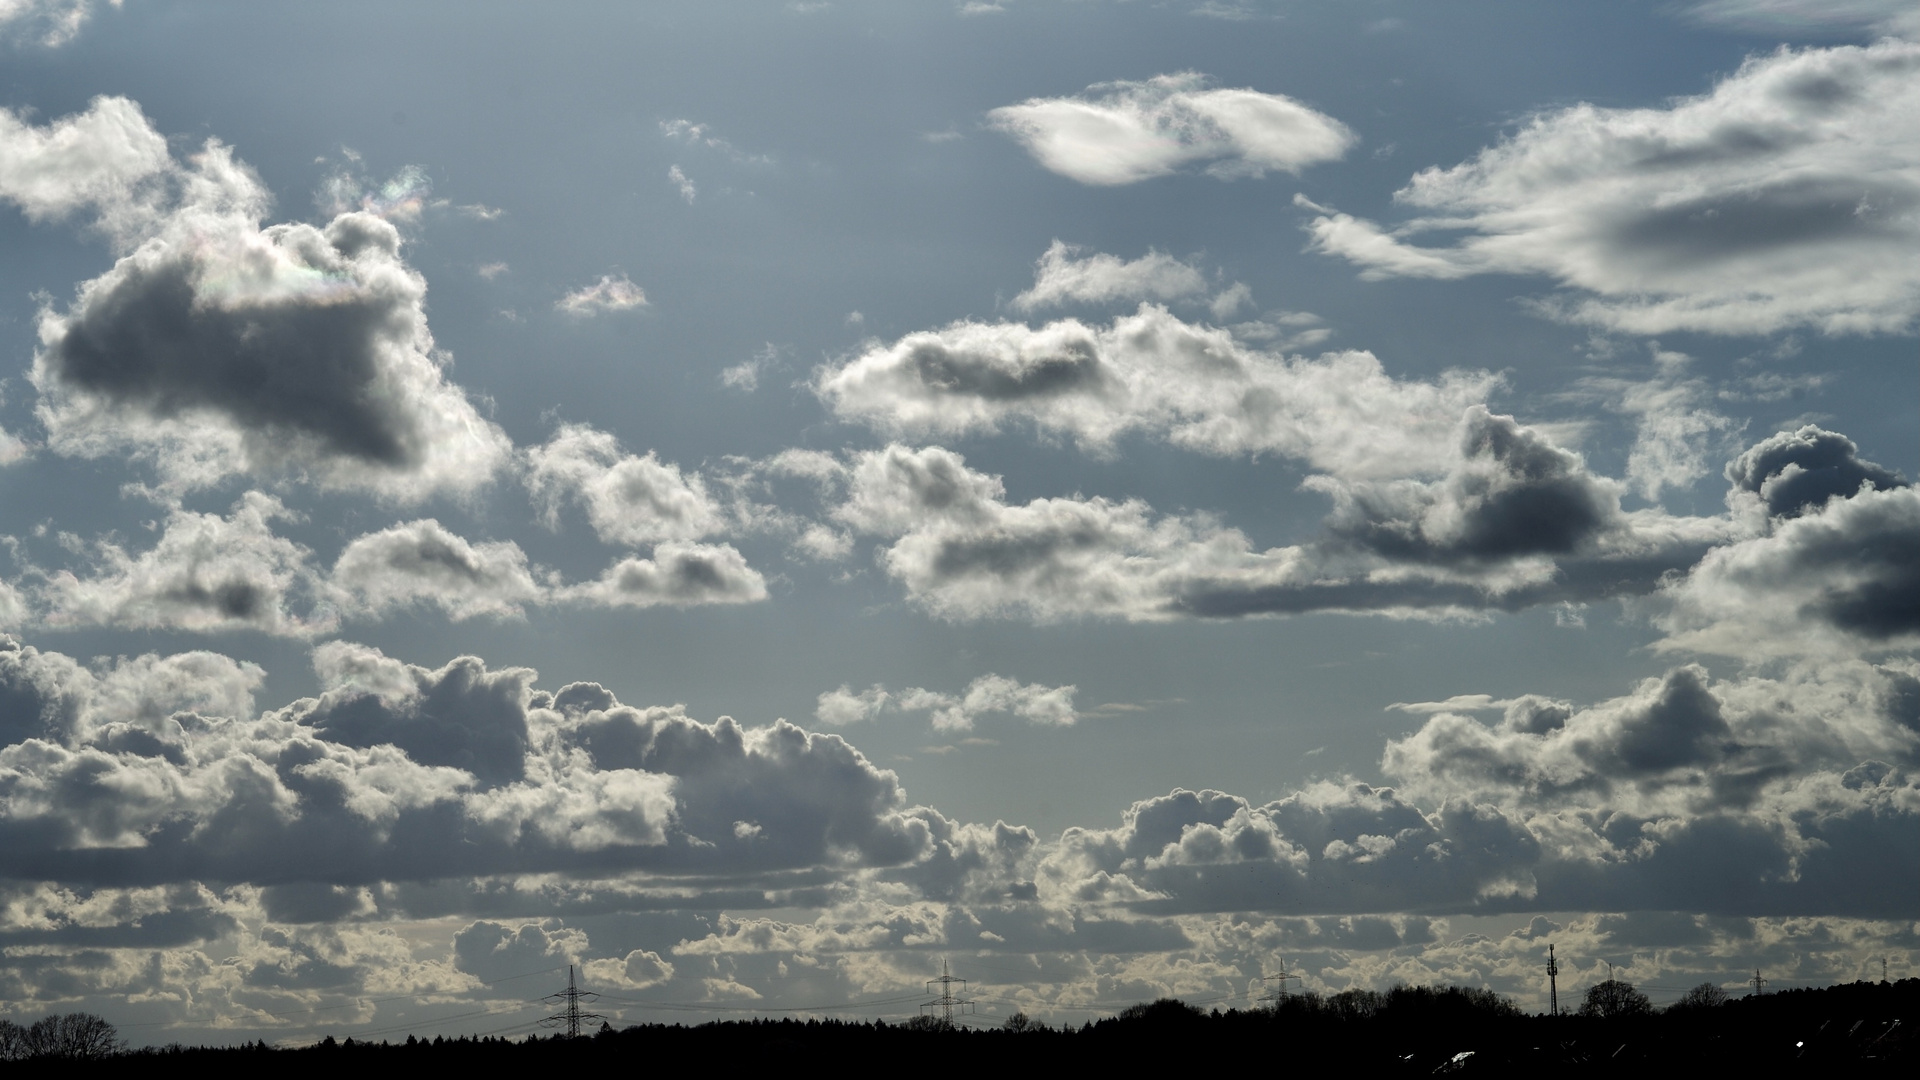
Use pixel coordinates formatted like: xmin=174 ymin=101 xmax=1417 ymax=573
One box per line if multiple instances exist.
xmin=542 ymin=964 xmax=606 ymax=1038
xmin=1749 ymin=968 xmax=1767 ymax=996
xmin=1546 ymin=944 xmax=1559 ymax=1017
xmin=922 ymin=959 xmax=974 ymax=1027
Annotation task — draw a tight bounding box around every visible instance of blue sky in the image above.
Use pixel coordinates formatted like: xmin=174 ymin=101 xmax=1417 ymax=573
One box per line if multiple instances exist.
xmin=0 ymin=0 xmax=1914 ymax=1042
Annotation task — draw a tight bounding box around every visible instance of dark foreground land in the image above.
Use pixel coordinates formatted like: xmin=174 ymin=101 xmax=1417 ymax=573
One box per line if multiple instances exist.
xmin=14 ymin=978 xmax=1917 ymax=1076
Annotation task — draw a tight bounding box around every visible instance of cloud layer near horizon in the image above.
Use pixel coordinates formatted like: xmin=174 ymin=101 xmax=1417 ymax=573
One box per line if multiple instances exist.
xmin=0 ymin=625 xmax=1910 ymax=1026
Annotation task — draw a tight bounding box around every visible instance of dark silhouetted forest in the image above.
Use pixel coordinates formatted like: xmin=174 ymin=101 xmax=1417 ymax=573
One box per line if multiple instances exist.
xmin=6 ymin=978 xmax=1913 ymax=1075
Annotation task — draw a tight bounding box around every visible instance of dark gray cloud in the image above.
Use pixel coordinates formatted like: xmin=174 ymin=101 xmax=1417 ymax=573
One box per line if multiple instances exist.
xmin=1725 ymin=424 xmax=1906 ymax=519
xmin=1660 ymin=481 xmax=1920 ymax=655
xmin=831 ymin=439 xmax=1718 ymax=624
xmin=298 ymin=644 xmax=537 ymax=787
xmin=1315 ymin=407 xmax=1621 ymax=564
xmin=4 ymin=100 xmax=510 ymax=496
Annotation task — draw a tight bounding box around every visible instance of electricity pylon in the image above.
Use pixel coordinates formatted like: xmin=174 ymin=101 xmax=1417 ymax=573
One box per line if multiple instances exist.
xmin=922 ymin=959 xmax=975 ymax=1026
xmin=1260 ymin=960 xmax=1301 ymax=1009
xmin=542 ymin=964 xmax=606 ymax=1038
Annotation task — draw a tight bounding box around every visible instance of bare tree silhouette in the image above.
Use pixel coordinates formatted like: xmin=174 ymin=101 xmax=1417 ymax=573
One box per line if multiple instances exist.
xmin=0 ymin=1013 xmax=123 ymax=1060
xmin=1578 ymin=979 xmax=1653 ymax=1020
xmin=1671 ymin=983 xmax=1729 ymax=1011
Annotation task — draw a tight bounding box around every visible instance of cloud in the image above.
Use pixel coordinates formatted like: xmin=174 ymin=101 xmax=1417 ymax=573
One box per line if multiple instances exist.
xmin=1300 ymin=41 xmax=1920 ymax=335
xmin=816 ymin=675 xmax=1076 ymax=732
xmin=1569 ymin=347 xmax=1746 ymax=502
xmin=1038 ymin=784 xmax=1542 ymax=915
xmin=16 ymin=496 xmax=763 ymax=636
xmin=1657 ymin=483 xmax=1919 ymax=657
xmin=1010 ymin=241 xmax=1209 ymax=312
xmin=316 ymin=162 xmax=432 ymax=223
xmin=452 ymin=920 xmax=583 ymax=982
xmin=0 ymin=638 xmax=935 ymax=886
xmin=1723 ymin=423 xmax=1906 ymax=519
xmin=0 ymin=95 xmax=168 ymax=221
xmin=815 ymin=683 xmax=891 ymax=726
xmin=1373 ymin=663 xmax=1920 ymax=915
xmin=829 ymin=432 xmax=1717 ymax=623
xmin=557 ymin=273 xmax=648 ymax=315
xmin=559 ymin=543 xmax=768 ymax=609
xmin=1025 ymin=662 xmax=1918 ymax=921
xmin=667 ymin=165 xmax=696 ymax=204
xmin=328 ymin=520 xmax=545 ymax=622
xmin=1308 ymin=407 xmax=1625 ymax=565
xmin=816 ymin=304 xmax=1497 ymax=477
xmin=582 ymin=946 xmax=675 ymax=990
xmin=1681 ymin=0 xmax=1920 ymax=37
xmin=900 ymin=675 xmax=1077 ymax=732
xmin=659 ymin=119 xmax=771 ymax=166
xmin=9 ymin=100 xmax=511 ymax=498
xmin=0 ymin=635 xmax=263 ymax=750
xmin=721 ymin=345 xmax=780 ymax=392
xmin=524 ymin=424 xmax=727 ymax=546
xmin=0 ymin=0 xmax=111 ymax=47
xmin=34 ymin=492 xmax=325 ymax=637
xmin=989 ymin=73 xmax=1356 ymax=185
xmin=0 ymin=636 xmax=1913 ymax=1028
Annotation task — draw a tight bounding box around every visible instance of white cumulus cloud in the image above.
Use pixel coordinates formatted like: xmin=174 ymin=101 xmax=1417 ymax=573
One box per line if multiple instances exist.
xmin=1010 ymin=240 xmax=1209 ymax=312
xmin=816 ymin=304 xmax=1496 ymax=479
xmin=989 ymin=73 xmax=1356 ymax=185
xmin=558 ymin=273 xmax=648 ymax=315
xmin=524 ymin=423 xmax=727 ymax=546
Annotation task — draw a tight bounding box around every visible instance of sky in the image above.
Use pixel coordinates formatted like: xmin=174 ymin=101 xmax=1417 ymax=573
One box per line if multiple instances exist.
xmin=0 ymin=0 xmax=1914 ymax=1044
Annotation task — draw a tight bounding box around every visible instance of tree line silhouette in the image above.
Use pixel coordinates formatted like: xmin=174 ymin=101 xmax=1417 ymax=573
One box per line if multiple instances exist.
xmin=3 ymin=977 xmax=1912 ymax=1073
xmin=0 ymin=1013 xmax=123 ymax=1061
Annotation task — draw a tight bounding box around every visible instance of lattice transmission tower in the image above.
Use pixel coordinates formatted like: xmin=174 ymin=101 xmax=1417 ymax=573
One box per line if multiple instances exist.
xmin=542 ymin=964 xmax=606 ymax=1038
xmin=1260 ymin=960 xmax=1301 ymax=1009
xmin=922 ymin=959 xmax=975 ymax=1026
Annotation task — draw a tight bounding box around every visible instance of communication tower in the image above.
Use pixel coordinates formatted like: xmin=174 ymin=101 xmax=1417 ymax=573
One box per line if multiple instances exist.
xmin=1546 ymin=944 xmax=1559 ymax=1017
